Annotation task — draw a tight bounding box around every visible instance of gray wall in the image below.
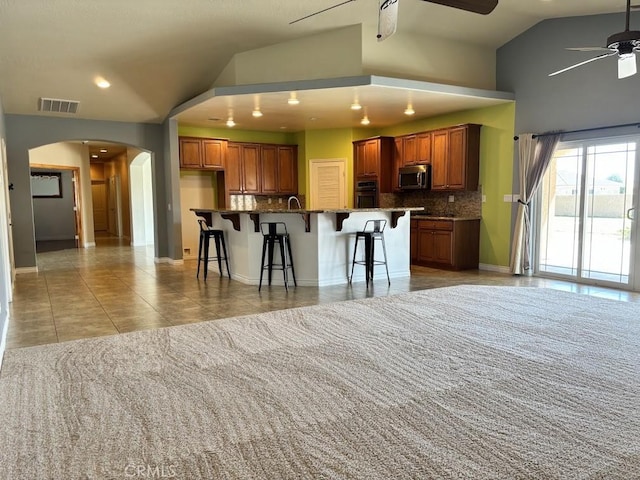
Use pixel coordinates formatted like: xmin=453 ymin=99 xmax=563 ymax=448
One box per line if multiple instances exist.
xmin=5 ymin=114 xmax=173 ymax=268
xmin=497 ymin=11 xmax=640 ymax=135
xmin=496 ymin=11 xmax=640 ymax=255
xmin=32 ymin=169 xmax=76 ymax=241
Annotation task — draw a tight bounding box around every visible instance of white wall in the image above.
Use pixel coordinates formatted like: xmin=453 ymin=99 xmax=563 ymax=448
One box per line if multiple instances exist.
xmin=180 ymin=171 xmax=216 ymax=259
xmin=130 ymin=151 xmax=155 ymax=247
xmin=29 ymin=142 xmax=95 ymax=247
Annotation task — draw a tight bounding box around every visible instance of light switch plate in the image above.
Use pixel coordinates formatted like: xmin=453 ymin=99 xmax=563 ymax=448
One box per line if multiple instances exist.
xmin=503 ymin=194 xmax=512 ymax=202
xmin=482 ymin=195 xmax=486 ymax=203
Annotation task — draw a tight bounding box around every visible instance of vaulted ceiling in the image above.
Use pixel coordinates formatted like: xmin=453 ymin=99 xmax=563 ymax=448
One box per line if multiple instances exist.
xmin=0 ymin=0 xmax=630 ymax=128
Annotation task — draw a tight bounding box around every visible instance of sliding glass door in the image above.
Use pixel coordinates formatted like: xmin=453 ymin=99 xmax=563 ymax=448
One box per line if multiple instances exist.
xmin=536 ymin=136 xmax=640 ymax=291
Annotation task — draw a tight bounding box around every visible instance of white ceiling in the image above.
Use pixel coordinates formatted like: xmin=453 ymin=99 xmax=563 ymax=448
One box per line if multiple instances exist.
xmin=0 ymin=0 xmax=630 ymax=129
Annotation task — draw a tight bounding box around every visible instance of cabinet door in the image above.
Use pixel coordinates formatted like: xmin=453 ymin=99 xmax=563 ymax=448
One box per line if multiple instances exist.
xmin=260 ymin=145 xmax=278 ymax=194
xmin=403 ymin=135 xmax=417 ymax=165
xmin=432 ymin=230 xmax=453 ymax=265
xmin=417 ymin=228 xmax=435 ymax=263
xmin=431 ymin=130 xmax=449 ymax=190
xmin=202 ymin=139 xmax=226 ymax=169
xmin=354 ymin=141 xmax=368 ymax=178
xmin=410 ymin=219 xmax=418 ymax=264
xmin=179 ymin=137 xmax=202 ymax=169
xmin=242 ymin=144 xmax=261 ymax=194
xmin=364 ymin=139 xmax=379 ymax=176
xmin=416 ymin=132 xmax=431 ymax=164
xmin=226 ymin=143 xmax=243 ymax=193
xmin=277 ymin=146 xmax=297 ymax=194
xmin=446 ymin=127 xmax=467 ymax=190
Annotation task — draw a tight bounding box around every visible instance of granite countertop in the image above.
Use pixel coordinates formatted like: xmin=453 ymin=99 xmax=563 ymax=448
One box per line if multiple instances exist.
xmin=190 ymin=207 xmax=425 ymax=214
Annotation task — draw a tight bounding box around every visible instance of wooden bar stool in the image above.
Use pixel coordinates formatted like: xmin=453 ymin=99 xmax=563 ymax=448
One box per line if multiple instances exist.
xmin=196 ymin=216 xmax=230 ymax=281
xmin=349 ymin=219 xmax=390 ymax=287
xmin=259 ymin=222 xmax=296 ymax=291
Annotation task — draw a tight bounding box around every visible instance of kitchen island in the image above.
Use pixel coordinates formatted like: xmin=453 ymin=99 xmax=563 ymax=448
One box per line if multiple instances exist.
xmin=190 ymin=207 xmax=423 ymax=287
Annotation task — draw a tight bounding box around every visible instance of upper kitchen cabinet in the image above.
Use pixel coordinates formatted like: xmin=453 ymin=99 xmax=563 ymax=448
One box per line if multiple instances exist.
xmin=353 ymin=136 xmax=394 ymax=192
xmin=395 ymin=132 xmax=431 ymax=167
xmin=226 ymin=142 xmax=260 ymax=194
xmin=260 ymin=145 xmax=298 ymax=195
xmin=179 ymin=136 xmax=227 ymax=170
xmin=431 ymin=124 xmax=481 ymax=191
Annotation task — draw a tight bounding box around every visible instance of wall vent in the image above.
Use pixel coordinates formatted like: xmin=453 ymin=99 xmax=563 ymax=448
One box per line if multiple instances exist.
xmin=38 ymin=97 xmax=80 ymax=114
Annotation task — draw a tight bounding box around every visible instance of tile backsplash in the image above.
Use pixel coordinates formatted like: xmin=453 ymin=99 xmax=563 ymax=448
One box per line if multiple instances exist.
xmin=229 ymin=194 xmax=306 ymax=211
xmin=380 ymin=189 xmax=482 ymax=217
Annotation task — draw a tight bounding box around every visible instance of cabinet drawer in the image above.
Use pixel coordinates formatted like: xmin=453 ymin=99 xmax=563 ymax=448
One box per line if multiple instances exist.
xmin=419 ymin=220 xmax=453 ymax=231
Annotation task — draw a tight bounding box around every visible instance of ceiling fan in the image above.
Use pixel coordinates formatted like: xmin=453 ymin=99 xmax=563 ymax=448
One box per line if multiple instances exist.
xmin=290 ymin=0 xmax=498 ymax=41
xmin=549 ymin=0 xmax=640 ymax=79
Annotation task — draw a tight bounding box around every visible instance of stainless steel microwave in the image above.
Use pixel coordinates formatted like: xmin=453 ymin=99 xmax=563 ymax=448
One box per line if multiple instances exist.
xmin=398 ymin=164 xmax=430 ymax=190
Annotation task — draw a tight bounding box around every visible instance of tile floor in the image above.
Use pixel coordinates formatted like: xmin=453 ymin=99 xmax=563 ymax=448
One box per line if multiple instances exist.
xmin=6 ymin=236 xmax=640 ymax=349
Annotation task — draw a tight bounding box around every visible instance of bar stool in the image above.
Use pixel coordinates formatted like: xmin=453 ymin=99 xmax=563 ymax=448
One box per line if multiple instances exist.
xmin=259 ymin=222 xmax=296 ymax=291
xmin=196 ymin=216 xmax=231 ymax=281
xmin=349 ymin=219 xmax=390 ymax=287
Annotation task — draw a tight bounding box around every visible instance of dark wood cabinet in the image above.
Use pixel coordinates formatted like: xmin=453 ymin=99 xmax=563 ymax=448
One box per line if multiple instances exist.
xmin=226 ymin=143 xmax=260 ymax=194
xmin=416 ymin=132 xmax=432 ymax=164
xmin=430 ymin=124 xmax=480 ymax=191
xmin=179 ymin=136 xmax=227 ymax=170
xmin=411 ymin=218 xmax=480 ymax=269
xmin=261 ymin=145 xmax=297 ymax=195
xmin=353 ymin=137 xmax=394 ymax=206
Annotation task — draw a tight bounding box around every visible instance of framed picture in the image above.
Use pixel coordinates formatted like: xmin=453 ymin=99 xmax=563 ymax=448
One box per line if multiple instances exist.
xmin=31 ymin=172 xmax=62 ymax=198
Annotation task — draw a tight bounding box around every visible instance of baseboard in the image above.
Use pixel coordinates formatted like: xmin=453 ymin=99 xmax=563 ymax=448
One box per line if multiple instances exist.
xmin=154 ymin=257 xmax=184 ymax=265
xmin=15 ymin=266 xmax=38 ymax=275
xmin=478 ymin=263 xmax=511 ymax=274
xmin=84 ymin=242 xmax=96 ymax=248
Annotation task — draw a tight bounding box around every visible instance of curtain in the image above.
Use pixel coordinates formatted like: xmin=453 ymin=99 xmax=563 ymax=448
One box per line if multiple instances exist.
xmin=509 ymin=132 xmax=562 ymax=275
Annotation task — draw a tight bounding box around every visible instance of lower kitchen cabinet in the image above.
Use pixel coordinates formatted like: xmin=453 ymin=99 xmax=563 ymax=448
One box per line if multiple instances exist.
xmin=412 ymin=218 xmax=480 ymax=269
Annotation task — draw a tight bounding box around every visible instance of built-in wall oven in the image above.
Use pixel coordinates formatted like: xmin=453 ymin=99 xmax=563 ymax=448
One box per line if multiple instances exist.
xmin=355 ymin=179 xmax=378 ymax=208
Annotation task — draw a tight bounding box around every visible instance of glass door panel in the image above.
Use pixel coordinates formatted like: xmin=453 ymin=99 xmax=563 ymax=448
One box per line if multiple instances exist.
xmin=537 ymin=136 xmax=639 ymax=291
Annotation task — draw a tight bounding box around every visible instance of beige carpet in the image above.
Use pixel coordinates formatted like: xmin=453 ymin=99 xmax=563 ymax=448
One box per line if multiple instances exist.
xmin=0 ymin=285 xmax=639 ymax=479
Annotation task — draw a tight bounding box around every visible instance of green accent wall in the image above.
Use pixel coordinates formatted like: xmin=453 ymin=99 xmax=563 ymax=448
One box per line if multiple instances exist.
xmin=178 ymin=125 xmax=297 ymax=145
xmin=381 ymin=103 xmax=515 ymax=267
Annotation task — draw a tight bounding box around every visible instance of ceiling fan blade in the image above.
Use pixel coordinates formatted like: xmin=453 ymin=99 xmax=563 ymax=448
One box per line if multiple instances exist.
xmin=618 ymin=53 xmax=637 ymax=78
xmin=377 ymin=0 xmax=399 ymax=41
xmin=421 ymin=0 xmax=498 ymax=15
xmin=566 ymin=47 xmax=611 ymax=52
xmin=549 ymin=52 xmax=616 ymax=77
xmin=289 ymin=0 xmax=356 ymax=24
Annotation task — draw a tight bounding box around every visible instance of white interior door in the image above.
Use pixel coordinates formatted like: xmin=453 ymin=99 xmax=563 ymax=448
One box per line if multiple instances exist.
xmin=309 ymin=159 xmax=346 ymax=209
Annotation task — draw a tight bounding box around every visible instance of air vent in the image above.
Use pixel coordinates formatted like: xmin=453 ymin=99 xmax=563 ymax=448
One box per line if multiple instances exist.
xmin=38 ymin=97 xmax=80 ymax=114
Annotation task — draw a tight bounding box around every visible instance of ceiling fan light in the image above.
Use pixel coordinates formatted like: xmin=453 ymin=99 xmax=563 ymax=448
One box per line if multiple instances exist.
xmin=252 ymin=108 xmax=263 ymax=118
xmin=287 ymin=93 xmax=300 ymax=105
xmin=360 ymin=115 xmax=370 ymax=126
xmin=226 ymin=118 xmax=235 ymax=127
xmin=350 ymin=102 xmax=362 ymax=110
xmin=618 ymin=53 xmax=637 ymax=78
xmin=404 ymin=105 xmax=415 ymax=115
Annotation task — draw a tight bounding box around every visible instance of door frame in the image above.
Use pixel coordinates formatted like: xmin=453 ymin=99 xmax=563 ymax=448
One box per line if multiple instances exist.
xmin=534 ymin=134 xmax=640 ymax=292
xmin=30 ymin=163 xmax=83 ymax=249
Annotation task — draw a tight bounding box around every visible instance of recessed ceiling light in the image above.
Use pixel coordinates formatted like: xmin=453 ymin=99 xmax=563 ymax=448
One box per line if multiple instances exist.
xmin=288 ymin=92 xmax=300 ymax=105
xmin=361 ymin=115 xmax=370 ymax=126
xmin=91 ymin=154 xmax=98 ymax=159
xmin=404 ymin=105 xmax=415 ymax=115
xmin=95 ymin=77 xmax=111 ymax=89
xmin=252 ymin=108 xmax=263 ymax=118
xmin=280 ymin=126 xmax=288 ymax=130
xmin=100 ymin=149 xmax=107 ymax=153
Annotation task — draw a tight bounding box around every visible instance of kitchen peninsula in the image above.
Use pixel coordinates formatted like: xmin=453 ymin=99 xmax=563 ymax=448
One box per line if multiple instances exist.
xmin=190 ymin=207 xmax=423 ymax=287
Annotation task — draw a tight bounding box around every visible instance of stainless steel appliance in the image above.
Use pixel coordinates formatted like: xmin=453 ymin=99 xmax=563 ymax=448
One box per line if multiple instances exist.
xmin=355 ymin=179 xmax=378 ymax=208
xmin=398 ymin=164 xmax=431 ymax=190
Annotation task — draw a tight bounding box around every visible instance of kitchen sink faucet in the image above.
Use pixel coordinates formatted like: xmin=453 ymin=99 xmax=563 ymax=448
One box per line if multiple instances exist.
xmin=288 ymin=196 xmax=302 ymax=210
